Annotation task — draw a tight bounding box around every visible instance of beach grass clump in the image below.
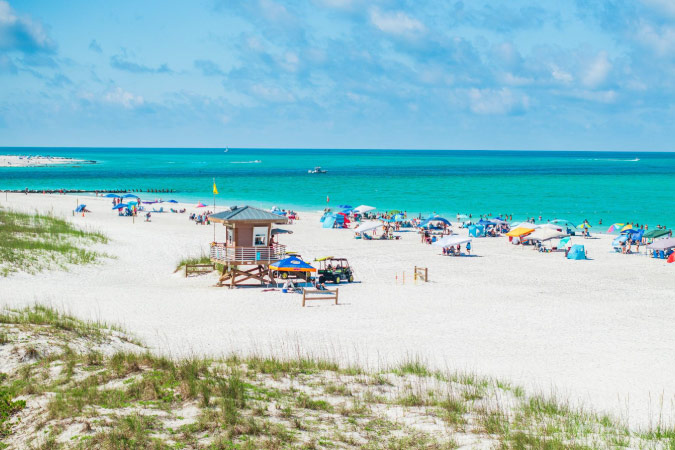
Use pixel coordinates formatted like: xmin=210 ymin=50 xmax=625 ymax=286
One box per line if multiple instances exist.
xmin=2 ymin=304 xmax=675 ymax=450
xmin=0 ymin=207 xmax=107 ymax=276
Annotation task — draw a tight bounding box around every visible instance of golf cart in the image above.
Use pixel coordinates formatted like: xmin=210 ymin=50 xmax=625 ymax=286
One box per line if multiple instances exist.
xmin=315 ymin=256 xmax=354 ymax=284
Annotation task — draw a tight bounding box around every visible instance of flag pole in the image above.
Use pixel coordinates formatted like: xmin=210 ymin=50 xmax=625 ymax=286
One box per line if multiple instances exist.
xmin=213 ymin=177 xmax=216 ymax=242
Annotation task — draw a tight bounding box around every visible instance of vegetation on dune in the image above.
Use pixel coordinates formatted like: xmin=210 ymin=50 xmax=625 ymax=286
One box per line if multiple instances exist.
xmin=0 ymin=305 xmax=673 ymax=449
xmin=0 ymin=208 xmax=107 ymax=276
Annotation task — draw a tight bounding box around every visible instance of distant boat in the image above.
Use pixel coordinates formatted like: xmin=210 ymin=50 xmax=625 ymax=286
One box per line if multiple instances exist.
xmin=224 ymin=147 xmax=229 ymax=153
xmin=308 ymin=166 xmax=327 ymax=174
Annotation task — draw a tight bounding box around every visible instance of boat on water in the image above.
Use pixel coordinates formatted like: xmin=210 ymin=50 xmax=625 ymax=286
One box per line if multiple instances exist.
xmin=308 ymin=166 xmax=327 ymax=174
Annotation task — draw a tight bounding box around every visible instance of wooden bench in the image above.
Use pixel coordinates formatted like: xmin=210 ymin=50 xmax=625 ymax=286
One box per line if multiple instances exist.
xmin=185 ymin=263 xmax=216 ymax=277
xmin=302 ymin=288 xmax=339 ymax=307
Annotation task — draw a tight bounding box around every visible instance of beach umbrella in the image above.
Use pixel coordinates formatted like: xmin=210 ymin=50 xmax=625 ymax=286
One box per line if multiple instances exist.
xmin=196 ymin=202 xmax=207 ymax=208
xmin=620 ymin=224 xmax=633 ymax=232
xmin=112 ymin=203 xmax=128 ymax=210
xmin=559 ymin=236 xmax=571 ymax=248
xmin=506 ymin=226 xmax=535 ymax=238
xmin=607 ymin=223 xmax=624 ymax=233
xmin=122 ymin=193 xmax=140 ymax=198
xmin=269 ymin=256 xmax=316 ymax=273
xmin=647 ymin=237 xmax=675 ymax=251
xmin=576 ymin=223 xmax=592 ymax=229
xmin=338 ymin=204 xmax=352 ymax=209
xmin=354 ymin=205 xmax=375 ymax=214
xmin=668 ymin=253 xmax=675 ymax=263
xmin=166 ymin=200 xmax=178 ymax=203
xmin=612 ymin=235 xmax=628 ymax=246
xmin=527 ymin=229 xmax=567 ymax=242
xmin=104 ymin=193 xmax=120 ymax=198
xmin=271 ymin=228 xmax=293 ymax=235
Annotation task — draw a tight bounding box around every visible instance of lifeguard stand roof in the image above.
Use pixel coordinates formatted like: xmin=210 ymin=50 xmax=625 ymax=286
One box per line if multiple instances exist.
xmin=208 ymin=206 xmax=289 ymax=224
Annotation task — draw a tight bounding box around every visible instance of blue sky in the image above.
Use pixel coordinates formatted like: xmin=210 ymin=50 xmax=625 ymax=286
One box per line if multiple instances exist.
xmin=1 ymin=0 xmax=674 ymax=150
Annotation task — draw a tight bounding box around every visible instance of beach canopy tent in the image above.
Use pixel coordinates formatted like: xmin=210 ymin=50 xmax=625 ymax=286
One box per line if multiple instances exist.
xmin=354 ymin=221 xmax=384 ymax=234
xmin=527 ymin=229 xmax=567 ymax=242
xmin=643 ymin=229 xmax=671 ymax=240
xmin=112 ymin=203 xmax=128 ymax=210
xmin=353 ymin=205 xmax=375 ymax=214
xmin=468 ymin=224 xmax=485 ymax=237
xmin=567 ymin=244 xmax=587 ymax=260
xmin=269 ymin=256 xmax=316 ymax=273
xmin=75 ymin=204 xmax=86 ymax=213
xmin=432 ymin=235 xmax=471 ymax=248
xmin=418 ymin=216 xmax=452 ymax=228
xmin=122 ymin=194 xmax=140 ymax=199
xmin=271 ymin=228 xmax=293 ymax=235
xmin=647 ymin=237 xmax=675 ymax=251
xmin=506 ymin=226 xmax=535 ymax=238
xmin=104 ymin=193 xmax=121 ymax=198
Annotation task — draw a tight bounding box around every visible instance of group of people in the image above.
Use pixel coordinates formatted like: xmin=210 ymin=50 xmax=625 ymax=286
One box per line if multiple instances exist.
xmin=441 ymin=242 xmax=471 ymax=256
xmin=189 ymin=211 xmax=212 ymax=225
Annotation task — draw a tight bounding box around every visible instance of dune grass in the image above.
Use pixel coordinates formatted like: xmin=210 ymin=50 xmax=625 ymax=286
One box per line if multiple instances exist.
xmin=0 ymin=208 xmax=107 ymax=276
xmin=1 ymin=305 xmax=674 ymax=449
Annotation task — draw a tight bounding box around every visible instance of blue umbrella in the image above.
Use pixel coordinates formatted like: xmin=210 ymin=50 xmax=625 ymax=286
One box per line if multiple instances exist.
xmin=338 ymin=204 xmax=352 ymax=209
xmin=127 ymin=201 xmax=138 ymax=206
xmin=112 ymin=203 xmax=128 ymax=210
xmin=104 ymin=193 xmax=120 ymax=198
xmin=75 ymin=204 xmax=86 ymax=212
xmin=166 ymin=199 xmax=178 ymax=203
xmin=122 ymin=193 xmax=139 ymax=198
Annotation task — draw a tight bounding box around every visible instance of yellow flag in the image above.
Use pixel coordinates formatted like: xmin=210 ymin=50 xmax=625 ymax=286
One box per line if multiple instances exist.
xmin=213 ymin=182 xmax=218 ymax=195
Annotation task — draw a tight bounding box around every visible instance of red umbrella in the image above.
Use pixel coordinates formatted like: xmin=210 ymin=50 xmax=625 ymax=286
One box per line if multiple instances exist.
xmin=668 ymin=253 xmax=674 ymax=264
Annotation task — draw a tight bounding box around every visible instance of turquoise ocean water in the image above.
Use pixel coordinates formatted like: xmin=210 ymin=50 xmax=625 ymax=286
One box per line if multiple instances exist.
xmin=1 ymin=148 xmax=674 ymax=227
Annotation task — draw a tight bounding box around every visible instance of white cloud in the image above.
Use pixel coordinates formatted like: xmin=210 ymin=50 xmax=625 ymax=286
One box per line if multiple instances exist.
xmin=640 ymin=0 xmax=675 ymax=18
xmin=467 ymin=88 xmax=529 ymax=115
xmin=634 ymin=20 xmax=675 ymax=56
xmin=550 ymin=64 xmax=574 ymax=84
xmin=582 ymin=51 xmax=611 ymax=87
xmin=104 ymin=87 xmax=144 ymax=109
xmin=369 ymin=8 xmax=425 ymax=36
xmin=0 ymin=0 xmax=54 ymax=52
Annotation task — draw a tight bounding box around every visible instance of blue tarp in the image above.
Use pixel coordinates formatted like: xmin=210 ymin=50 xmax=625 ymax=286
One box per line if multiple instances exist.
xmin=75 ymin=204 xmax=86 ymax=212
xmin=567 ymin=244 xmax=586 ymax=260
xmin=468 ymin=224 xmax=485 ymax=237
xmin=419 ymin=216 xmax=452 ymax=228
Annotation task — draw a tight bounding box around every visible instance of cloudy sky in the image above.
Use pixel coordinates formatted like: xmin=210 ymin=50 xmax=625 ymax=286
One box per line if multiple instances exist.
xmin=1 ymin=0 xmax=674 ymax=150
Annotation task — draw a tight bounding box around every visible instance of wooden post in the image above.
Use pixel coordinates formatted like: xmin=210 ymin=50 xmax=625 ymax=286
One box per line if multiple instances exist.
xmin=425 ymin=267 xmax=428 ymax=282
xmin=335 ymin=288 xmax=339 ymax=305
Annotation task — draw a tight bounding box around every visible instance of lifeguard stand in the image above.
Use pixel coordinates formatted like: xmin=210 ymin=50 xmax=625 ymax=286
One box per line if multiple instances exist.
xmin=208 ymin=206 xmax=289 ymax=288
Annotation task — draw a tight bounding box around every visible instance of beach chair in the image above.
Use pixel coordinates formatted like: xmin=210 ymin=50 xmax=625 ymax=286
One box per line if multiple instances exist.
xmin=362 ymin=233 xmax=373 ymax=240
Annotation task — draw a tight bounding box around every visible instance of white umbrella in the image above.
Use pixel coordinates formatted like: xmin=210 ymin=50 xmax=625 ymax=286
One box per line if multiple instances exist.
xmin=354 ymin=221 xmax=383 ymax=233
xmin=354 ymin=205 xmax=375 ymax=214
xmin=432 ymin=234 xmax=471 ymax=247
xmin=527 ymin=229 xmax=567 ymax=242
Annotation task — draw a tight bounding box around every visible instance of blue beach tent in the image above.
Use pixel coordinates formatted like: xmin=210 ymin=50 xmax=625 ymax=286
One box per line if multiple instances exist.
xmin=468 ymin=224 xmax=485 ymax=237
xmin=322 ymin=216 xmax=336 ymax=228
xmin=567 ymin=244 xmax=587 ymax=260
xmin=419 ymin=216 xmax=452 ymax=228
xmin=75 ymin=204 xmax=86 ymax=212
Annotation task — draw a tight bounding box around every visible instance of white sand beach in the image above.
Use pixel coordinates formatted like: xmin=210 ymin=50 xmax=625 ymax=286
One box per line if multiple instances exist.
xmin=0 ymin=193 xmax=673 ymax=429
xmin=0 ymin=155 xmax=86 ymax=167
